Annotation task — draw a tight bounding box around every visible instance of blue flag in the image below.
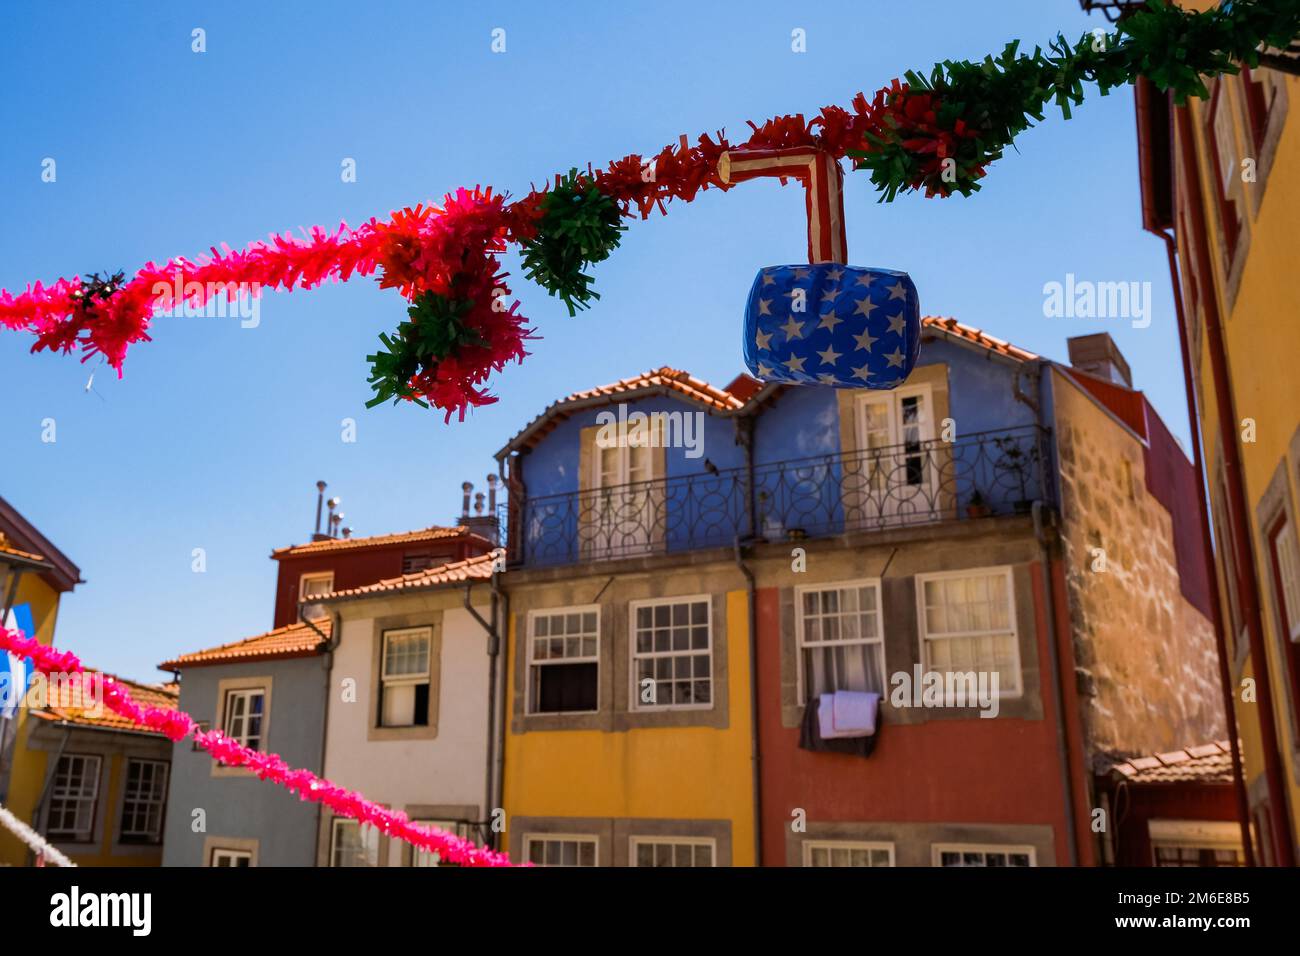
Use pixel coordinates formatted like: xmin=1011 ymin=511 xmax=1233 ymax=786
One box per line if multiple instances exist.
xmin=0 ymin=603 xmax=35 ymax=719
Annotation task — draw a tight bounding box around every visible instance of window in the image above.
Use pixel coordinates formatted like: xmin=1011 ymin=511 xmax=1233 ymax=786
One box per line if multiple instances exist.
xmin=588 ymin=424 xmax=661 ymax=558
xmin=299 ymin=571 xmax=334 ymax=621
xmin=120 ymin=758 xmax=168 ymax=843
xmin=1154 ymin=844 xmax=1244 ymax=867
xmin=1268 ymin=517 xmax=1300 ymax=643
xmin=331 ymin=819 xmax=380 ymax=867
xmin=630 ymin=837 xmax=715 ymax=867
xmin=528 ymin=608 xmax=599 ymax=714
xmin=630 ymin=597 xmax=712 ymax=710
xmin=222 ymin=688 xmax=267 ymax=751
xmin=797 ymin=581 xmax=885 ymax=702
xmin=803 ymin=840 xmax=895 ymax=867
xmin=524 ymin=835 xmax=597 ymax=867
xmin=1239 ymin=66 xmax=1278 ymax=154
xmin=380 ymin=627 xmax=431 ymax=727
xmin=411 ymin=819 xmax=471 ymax=867
xmin=917 ymin=568 xmax=1021 ymax=697
xmin=933 ymin=844 xmax=1035 ymax=867
xmin=210 ymin=849 xmax=252 ymax=867
xmin=855 ymin=385 xmax=936 ymax=522
xmin=47 ymin=754 xmax=101 ymax=841
xmin=1205 ymin=82 xmax=1243 ymax=264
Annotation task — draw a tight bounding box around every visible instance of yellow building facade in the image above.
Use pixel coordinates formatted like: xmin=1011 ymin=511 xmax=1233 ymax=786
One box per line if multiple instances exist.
xmin=1142 ymin=0 xmax=1300 ymax=865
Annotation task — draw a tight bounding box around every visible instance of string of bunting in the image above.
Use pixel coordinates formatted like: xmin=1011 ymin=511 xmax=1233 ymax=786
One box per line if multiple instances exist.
xmin=0 ymin=0 xmax=1296 ymax=420
xmin=0 ymin=626 xmax=517 ymax=867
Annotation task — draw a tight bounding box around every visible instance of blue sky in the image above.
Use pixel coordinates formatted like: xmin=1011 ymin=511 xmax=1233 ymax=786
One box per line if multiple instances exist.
xmin=0 ymin=0 xmax=1182 ymax=681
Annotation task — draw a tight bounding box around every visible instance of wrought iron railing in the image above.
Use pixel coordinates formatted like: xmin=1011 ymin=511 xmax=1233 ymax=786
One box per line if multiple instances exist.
xmin=506 ymin=425 xmax=1051 ymax=568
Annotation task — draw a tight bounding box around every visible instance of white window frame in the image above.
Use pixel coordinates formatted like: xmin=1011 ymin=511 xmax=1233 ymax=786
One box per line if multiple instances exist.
xmin=120 ymin=757 xmax=169 ymax=842
xmin=629 ymin=836 xmax=717 ymax=867
xmin=210 ymin=848 xmax=253 ymax=867
xmin=802 ymin=840 xmax=896 ymax=867
xmin=629 ymin=595 xmax=714 ymax=712
xmin=523 ymin=833 xmax=599 ymax=867
xmin=915 ymin=566 xmax=1022 ymax=699
xmin=526 ymin=606 xmax=601 ymax=716
xmin=47 ymin=753 xmax=102 ymax=842
xmin=222 ymin=687 xmax=268 ymax=750
xmin=330 ymin=818 xmax=380 ymax=867
xmin=379 ymin=626 xmax=432 ymax=728
xmin=931 ymin=843 xmax=1037 ymax=867
xmin=299 ymin=571 xmax=334 ymax=621
xmin=795 ymin=578 xmax=886 ymax=704
xmin=1272 ymin=517 xmax=1300 ymax=642
xmin=411 ymin=819 xmax=471 ymax=867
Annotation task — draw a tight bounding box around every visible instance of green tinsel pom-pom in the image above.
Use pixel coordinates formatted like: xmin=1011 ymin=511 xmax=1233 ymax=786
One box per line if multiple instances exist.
xmin=519 ymin=169 xmax=625 ymax=316
xmin=365 ymin=290 xmax=486 ymax=408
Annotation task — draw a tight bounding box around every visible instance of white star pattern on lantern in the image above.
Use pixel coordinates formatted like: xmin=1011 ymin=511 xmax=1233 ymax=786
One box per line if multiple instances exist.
xmin=781 ymin=315 xmax=806 ymax=340
xmin=851 ymin=363 xmax=873 ymax=382
xmin=852 ymin=328 xmax=878 ymax=352
xmin=855 ymin=273 xmax=874 ymax=288
xmin=817 ymin=344 xmax=842 ymax=366
xmin=887 ymin=280 xmax=907 ymax=301
xmin=758 ymin=298 xmax=772 ymax=316
xmin=818 ymin=312 xmax=843 ymax=331
xmin=854 ymin=297 xmax=877 ymax=319
xmin=888 ymin=311 xmax=907 ymax=337
xmin=886 ymin=348 xmax=904 ymax=367
xmin=755 ymin=328 xmax=773 ymax=350
xmin=786 ymin=353 xmax=807 ymax=373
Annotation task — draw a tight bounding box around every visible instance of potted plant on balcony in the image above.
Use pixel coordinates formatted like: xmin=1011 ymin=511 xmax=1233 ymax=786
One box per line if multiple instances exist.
xmin=992 ymin=436 xmax=1040 ymax=515
xmin=965 ymin=488 xmax=991 ymax=518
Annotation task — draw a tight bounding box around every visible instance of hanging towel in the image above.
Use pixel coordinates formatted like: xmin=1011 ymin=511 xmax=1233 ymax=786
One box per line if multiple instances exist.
xmin=799 ymin=695 xmax=881 ymax=759
xmin=831 ymin=691 xmax=880 ymax=737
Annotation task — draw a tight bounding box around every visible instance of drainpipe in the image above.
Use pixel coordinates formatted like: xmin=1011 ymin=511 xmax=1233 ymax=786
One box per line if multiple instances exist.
xmin=313 ymin=610 xmax=342 ymax=862
xmin=1173 ymin=103 xmax=1294 ymax=865
xmin=1148 ymin=227 xmax=1255 ymax=864
xmin=464 ymin=568 xmax=506 ymax=851
xmin=733 ymin=538 xmax=762 ymax=868
xmin=1032 ymin=498 xmax=1080 ymax=867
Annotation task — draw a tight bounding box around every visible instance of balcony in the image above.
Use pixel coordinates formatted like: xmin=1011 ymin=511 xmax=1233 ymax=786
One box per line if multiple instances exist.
xmin=506 ymin=425 xmax=1052 ymax=568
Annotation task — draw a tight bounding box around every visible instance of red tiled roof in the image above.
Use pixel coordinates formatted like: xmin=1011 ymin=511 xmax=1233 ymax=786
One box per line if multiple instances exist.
xmin=158 ymin=619 xmax=330 ymax=671
xmin=316 ymin=551 xmax=498 ymax=601
xmin=271 ymin=525 xmax=487 ymax=559
xmin=921 ymin=316 xmax=1039 ymax=363
xmin=0 ymin=540 xmax=48 ymax=564
xmin=31 ymin=673 xmax=179 ymax=735
xmin=498 ymin=366 xmax=744 ymax=455
xmin=1105 ymin=740 xmax=1234 ymax=785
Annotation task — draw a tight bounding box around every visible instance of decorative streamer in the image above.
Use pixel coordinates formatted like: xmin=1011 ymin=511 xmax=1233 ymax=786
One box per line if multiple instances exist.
xmin=0 ymin=800 xmax=77 ymax=867
xmin=0 ymin=0 xmax=1295 ymax=415
xmin=0 ymin=626 xmax=517 ymax=867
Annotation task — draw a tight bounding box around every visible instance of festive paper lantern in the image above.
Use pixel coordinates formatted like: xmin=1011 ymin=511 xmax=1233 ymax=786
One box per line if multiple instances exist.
xmin=742 ymin=264 xmax=920 ymax=388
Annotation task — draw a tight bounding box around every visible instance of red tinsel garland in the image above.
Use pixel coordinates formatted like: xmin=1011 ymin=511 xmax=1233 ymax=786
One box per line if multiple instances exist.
xmin=0 ymin=626 xmax=517 ymax=867
xmin=0 ymin=82 xmax=948 ymax=417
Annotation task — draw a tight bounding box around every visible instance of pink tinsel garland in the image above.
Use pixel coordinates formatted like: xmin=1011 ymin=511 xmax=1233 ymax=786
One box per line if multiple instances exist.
xmin=0 ymin=625 xmax=516 ymax=867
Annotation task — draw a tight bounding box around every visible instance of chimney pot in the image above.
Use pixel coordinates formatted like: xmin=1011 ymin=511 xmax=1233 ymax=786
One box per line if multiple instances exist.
xmin=1066 ymin=332 xmax=1132 ymax=389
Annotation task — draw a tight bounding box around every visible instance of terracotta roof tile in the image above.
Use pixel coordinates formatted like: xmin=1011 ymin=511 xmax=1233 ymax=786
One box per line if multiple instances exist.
xmin=0 ymin=541 xmax=47 ymax=564
xmin=318 ymin=551 xmax=498 ymax=601
xmin=272 ymin=525 xmax=487 ymax=559
xmin=32 ymin=673 xmax=179 ymax=735
xmin=158 ymin=619 xmax=330 ymax=671
xmin=921 ymin=316 xmax=1039 ymax=363
xmin=1106 ymin=740 xmax=1234 ymax=785
xmin=498 ymin=366 xmax=744 ymax=455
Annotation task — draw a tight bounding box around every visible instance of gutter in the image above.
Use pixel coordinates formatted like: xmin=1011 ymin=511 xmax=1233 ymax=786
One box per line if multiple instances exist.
xmin=462 ymin=552 xmax=508 ymax=851
xmin=733 ymin=539 xmax=762 ymax=868
xmin=1172 ymin=102 xmax=1294 ymax=865
xmin=313 ymin=611 xmax=343 ymax=859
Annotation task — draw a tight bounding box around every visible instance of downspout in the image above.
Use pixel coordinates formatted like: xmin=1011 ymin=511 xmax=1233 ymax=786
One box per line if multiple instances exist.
xmin=311 ymin=610 xmax=342 ymax=863
xmin=1149 ymin=228 xmax=1256 ymax=864
xmin=733 ymin=539 xmax=761 ymax=868
xmin=732 ymin=414 xmax=762 ymax=867
xmin=1029 ymin=442 xmax=1081 ymax=868
xmin=1174 ymin=103 xmax=1295 ymax=864
xmin=464 ymin=572 xmax=505 ymax=850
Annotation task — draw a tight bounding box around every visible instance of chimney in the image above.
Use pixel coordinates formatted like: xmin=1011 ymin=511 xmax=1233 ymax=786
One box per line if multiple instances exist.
xmin=312 ymin=481 xmax=329 ymax=541
xmin=457 ymin=476 xmax=499 ymax=546
xmin=1066 ymin=332 xmax=1132 ymax=389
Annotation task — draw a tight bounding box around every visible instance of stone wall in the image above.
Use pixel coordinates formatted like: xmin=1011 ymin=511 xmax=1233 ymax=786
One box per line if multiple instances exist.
xmin=1052 ymin=368 xmax=1225 ymax=761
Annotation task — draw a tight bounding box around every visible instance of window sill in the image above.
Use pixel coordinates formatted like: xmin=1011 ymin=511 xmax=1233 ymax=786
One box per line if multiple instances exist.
xmin=367 ymin=723 xmax=439 ymax=742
